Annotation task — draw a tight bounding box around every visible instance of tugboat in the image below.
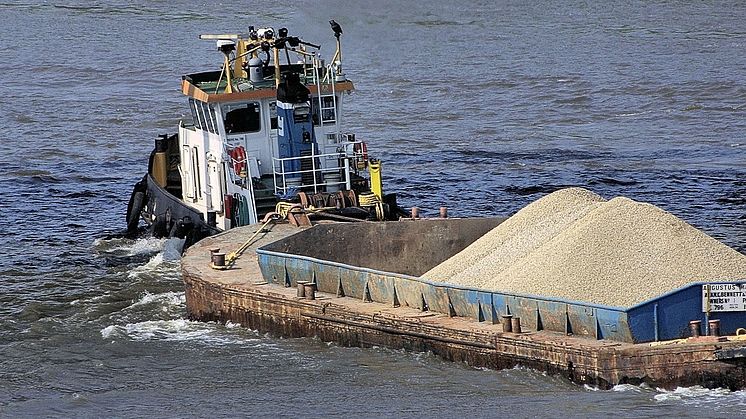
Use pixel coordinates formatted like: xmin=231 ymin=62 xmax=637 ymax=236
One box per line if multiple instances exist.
xmin=126 ymin=22 xmax=401 ymax=247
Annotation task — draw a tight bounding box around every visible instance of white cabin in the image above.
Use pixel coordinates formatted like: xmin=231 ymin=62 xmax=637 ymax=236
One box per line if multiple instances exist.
xmin=151 ymin=27 xmax=373 ymax=231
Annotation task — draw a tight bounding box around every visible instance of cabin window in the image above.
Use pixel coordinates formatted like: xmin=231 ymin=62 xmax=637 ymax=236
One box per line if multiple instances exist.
xmin=202 ymin=103 xmax=212 ymax=133
xmin=189 ymin=99 xmax=202 ymax=130
xmin=190 ymin=100 xmax=217 ymax=134
xmin=201 ymin=102 xmax=216 ymax=134
xmin=269 ymin=101 xmax=278 ymax=129
xmin=223 ymin=102 xmax=261 ymax=134
xmin=209 ymin=104 xmax=219 ymax=134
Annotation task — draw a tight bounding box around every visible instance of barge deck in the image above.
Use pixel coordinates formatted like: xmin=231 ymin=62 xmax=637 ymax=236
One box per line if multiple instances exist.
xmin=182 ymin=222 xmax=746 ymax=390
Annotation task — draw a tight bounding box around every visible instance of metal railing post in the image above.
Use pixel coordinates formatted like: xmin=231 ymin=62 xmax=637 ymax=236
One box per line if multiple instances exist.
xmin=330 ymin=71 xmax=339 ymax=136
xmin=311 ymin=144 xmax=318 ymax=193
xmin=344 ymin=157 xmax=351 ymax=190
xmin=314 ymin=65 xmax=324 ymax=128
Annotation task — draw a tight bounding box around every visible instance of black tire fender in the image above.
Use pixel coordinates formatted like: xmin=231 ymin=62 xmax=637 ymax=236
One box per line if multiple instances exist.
xmin=126 ymin=191 xmax=146 ymax=233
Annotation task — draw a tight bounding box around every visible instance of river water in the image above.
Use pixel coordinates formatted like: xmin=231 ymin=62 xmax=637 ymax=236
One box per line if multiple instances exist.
xmin=2 ymin=1 xmax=746 ymax=417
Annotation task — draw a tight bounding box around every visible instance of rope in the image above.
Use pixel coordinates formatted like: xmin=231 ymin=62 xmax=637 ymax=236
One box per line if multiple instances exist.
xmin=275 ymin=201 xmax=337 ymax=218
xmin=274 ymin=201 xmax=297 ymax=219
xmin=358 ymin=193 xmax=384 ymax=221
xmin=211 ymin=217 xmax=275 ymax=270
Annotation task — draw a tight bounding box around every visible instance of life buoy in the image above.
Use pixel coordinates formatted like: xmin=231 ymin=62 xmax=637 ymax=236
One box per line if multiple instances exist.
xmin=353 ymin=142 xmax=368 ymax=170
xmin=229 ymin=146 xmax=247 ymax=178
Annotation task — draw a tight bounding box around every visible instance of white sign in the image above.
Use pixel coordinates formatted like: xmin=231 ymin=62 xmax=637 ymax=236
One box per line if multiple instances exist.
xmin=702 ymin=283 xmax=746 ymax=312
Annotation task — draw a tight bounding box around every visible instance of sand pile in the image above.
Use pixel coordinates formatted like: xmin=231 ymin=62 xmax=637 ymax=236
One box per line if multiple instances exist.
xmin=424 ymin=188 xmax=746 ymax=307
xmin=424 ymin=187 xmax=606 ymax=280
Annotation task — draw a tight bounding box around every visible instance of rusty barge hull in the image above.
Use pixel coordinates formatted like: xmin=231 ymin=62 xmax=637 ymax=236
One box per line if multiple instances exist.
xmin=181 ymin=223 xmax=746 ymax=390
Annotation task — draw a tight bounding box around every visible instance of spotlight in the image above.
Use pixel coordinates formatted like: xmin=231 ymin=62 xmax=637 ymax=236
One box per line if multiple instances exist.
xmin=216 ymin=39 xmax=235 ymax=54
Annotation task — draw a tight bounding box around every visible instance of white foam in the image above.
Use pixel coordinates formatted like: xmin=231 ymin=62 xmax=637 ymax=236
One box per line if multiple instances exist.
xmin=143 ymin=252 xmax=164 ymax=268
xmin=127 ymin=252 xmax=180 ymax=279
xmin=612 ymin=383 xmax=646 ymax=393
xmin=127 ymin=291 xmax=185 ymax=310
xmin=126 ymin=237 xmax=169 ymax=255
xmin=100 ymin=324 xmax=118 ymax=339
xmin=100 ymin=319 xmax=257 ymax=346
xmin=653 ymin=385 xmax=746 ymax=407
xmin=95 ymin=236 xmax=168 ymax=257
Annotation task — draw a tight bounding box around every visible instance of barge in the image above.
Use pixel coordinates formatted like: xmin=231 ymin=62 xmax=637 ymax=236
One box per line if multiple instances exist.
xmin=126 ymin=21 xmax=746 ymax=389
xmin=182 ymin=219 xmax=746 ymax=390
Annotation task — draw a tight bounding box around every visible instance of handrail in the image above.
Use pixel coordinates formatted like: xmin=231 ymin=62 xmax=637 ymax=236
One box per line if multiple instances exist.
xmin=313 ymin=64 xmax=325 ymax=128
xmin=330 ymin=70 xmax=340 ymax=137
xmin=272 ymin=141 xmax=366 ymax=195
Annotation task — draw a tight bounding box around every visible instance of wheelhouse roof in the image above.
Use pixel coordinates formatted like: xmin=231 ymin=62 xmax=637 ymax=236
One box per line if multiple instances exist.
xmin=182 ymin=70 xmax=354 ymax=104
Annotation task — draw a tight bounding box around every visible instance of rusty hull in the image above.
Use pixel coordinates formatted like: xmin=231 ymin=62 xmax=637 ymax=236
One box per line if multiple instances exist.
xmin=182 ymin=222 xmax=746 ymax=390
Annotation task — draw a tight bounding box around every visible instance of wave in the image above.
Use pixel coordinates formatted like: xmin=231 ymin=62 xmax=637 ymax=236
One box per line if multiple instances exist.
xmin=613 ymin=383 xmax=650 ymax=393
xmin=127 ymin=253 xmax=170 ymax=279
xmin=93 ymin=236 xmax=168 ymax=257
xmin=124 ymin=238 xmax=184 ymax=281
xmin=125 ymin=291 xmax=185 ymax=310
xmin=613 ymin=110 xmax=654 ymax=118
xmin=653 ymin=386 xmax=746 ymax=405
xmin=100 ymin=318 xmax=259 ymax=346
xmin=583 ymin=382 xmax=746 ymax=408
xmin=94 ymin=235 xmax=182 ymax=258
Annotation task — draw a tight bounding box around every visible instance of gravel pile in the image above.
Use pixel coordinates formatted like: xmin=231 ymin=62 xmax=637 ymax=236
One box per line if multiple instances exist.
xmin=425 ymin=188 xmax=746 ymax=307
xmin=423 ymin=187 xmax=606 ymax=281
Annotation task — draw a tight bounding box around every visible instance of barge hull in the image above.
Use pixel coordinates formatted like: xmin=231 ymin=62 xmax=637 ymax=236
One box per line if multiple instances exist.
xmin=183 ymin=272 xmax=746 ymax=390
xmin=181 ymin=224 xmax=746 ymax=390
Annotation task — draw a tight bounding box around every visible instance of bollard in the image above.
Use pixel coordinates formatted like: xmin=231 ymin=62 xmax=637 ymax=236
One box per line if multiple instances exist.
xmin=689 ymin=320 xmax=702 ymax=338
xmin=411 ymin=207 xmax=419 ymax=219
xmin=297 ymin=281 xmax=308 ymax=298
xmin=502 ymin=315 xmax=513 ymax=333
xmin=304 ymin=283 xmax=316 ymax=300
xmin=511 ymin=317 xmax=522 ymax=334
xmin=708 ymin=319 xmax=720 ymax=337
xmin=211 ymin=252 xmax=226 ymax=267
xmin=439 ymin=206 xmax=448 ymax=218
xmin=209 ymin=248 xmax=220 ymax=255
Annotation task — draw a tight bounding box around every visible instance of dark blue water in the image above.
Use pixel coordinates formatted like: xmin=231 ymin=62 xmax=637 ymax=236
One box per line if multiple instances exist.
xmin=2 ymin=1 xmax=746 ymax=417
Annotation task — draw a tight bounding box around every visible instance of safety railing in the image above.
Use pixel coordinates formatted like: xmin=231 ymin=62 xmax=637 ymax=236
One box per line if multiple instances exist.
xmin=272 ymin=141 xmax=366 ymax=196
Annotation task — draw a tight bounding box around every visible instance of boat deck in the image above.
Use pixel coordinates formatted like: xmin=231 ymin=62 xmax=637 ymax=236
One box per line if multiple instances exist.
xmin=181 ymin=222 xmax=746 ymax=390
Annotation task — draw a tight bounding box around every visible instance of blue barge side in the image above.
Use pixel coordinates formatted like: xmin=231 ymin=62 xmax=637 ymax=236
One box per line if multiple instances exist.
xmin=256 ymin=219 xmax=746 ymax=344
